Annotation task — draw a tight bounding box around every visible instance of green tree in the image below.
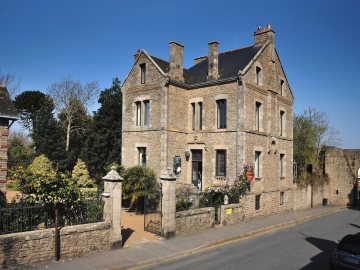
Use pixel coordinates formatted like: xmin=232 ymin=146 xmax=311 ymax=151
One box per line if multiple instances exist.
xmin=72 ymin=159 xmax=93 ymax=188
xmin=83 ymin=78 xmax=122 ymax=179
xmin=31 ymin=101 xmax=67 ymax=169
xmin=7 ymin=130 xmax=34 ymax=169
xmin=12 ymin=165 xmax=84 ymax=226
xmin=13 ymin=91 xmax=50 ymax=131
xmin=28 ymin=154 xmax=54 ymax=174
xmin=293 ymin=108 xmax=341 ymax=188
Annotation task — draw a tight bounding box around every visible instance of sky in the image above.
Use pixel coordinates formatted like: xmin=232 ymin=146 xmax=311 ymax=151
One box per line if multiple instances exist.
xmin=1 ymin=0 xmax=359 ymax=149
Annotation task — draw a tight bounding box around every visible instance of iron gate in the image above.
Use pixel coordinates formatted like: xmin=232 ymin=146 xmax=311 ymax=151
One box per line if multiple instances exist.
xmin=144 ymin=182 xmax=162 ymax=236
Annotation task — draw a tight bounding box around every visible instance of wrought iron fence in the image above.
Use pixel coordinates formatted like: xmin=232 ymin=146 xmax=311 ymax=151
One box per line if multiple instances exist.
xmin=0 ymin=200 xmax=104 ymax=235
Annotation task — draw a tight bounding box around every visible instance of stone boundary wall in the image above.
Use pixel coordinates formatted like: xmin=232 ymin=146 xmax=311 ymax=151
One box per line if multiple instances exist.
xmin=293 ymin=184 xmax=330 ymax=210
xmin=175 ymin=207 xmax=215 ymax=236
xmin=219 ymin=204 xmax=244 ymax=226
xmin=0 ymin=221 xmax=110 ymax=269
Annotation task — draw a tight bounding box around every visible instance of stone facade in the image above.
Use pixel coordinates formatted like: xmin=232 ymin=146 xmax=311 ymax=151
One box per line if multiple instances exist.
xmin=121 ymin=25 xmax=294 ymax=219
xmin=0 ymin=86 xmax=18 ymax=196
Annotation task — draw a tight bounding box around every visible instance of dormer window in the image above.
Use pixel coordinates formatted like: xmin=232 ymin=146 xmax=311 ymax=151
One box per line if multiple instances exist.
xmin=140 ymin=63 xmax=146 ymax=84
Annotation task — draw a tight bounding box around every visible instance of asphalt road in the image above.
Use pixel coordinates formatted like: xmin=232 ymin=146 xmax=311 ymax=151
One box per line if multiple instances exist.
xmin=138 ymin=208 xmax=360 ymax=270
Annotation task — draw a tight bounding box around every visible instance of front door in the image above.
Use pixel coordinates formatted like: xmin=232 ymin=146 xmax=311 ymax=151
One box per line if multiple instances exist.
xmin=191 ymin=150 xmax=203 ymax=190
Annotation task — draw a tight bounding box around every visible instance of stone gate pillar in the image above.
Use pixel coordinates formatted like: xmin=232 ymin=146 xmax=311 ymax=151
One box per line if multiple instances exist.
xmin=101 ymin=166 xmax=123 ymax=249
xmin=160 ymin=168 xmax=177 ymax=238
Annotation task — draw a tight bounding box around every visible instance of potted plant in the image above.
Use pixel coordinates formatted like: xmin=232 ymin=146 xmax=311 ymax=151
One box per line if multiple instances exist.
xmin=244 ymin=163 xmax=255 ymax=181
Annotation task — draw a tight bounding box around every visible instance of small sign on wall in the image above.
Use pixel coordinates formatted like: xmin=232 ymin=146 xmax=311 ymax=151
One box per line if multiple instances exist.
xmin=225 ymin=208 xmax=233 ymax=215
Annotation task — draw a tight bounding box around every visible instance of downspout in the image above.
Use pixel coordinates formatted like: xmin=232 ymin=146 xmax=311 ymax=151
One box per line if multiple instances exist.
xmin=166 ymin=79 xmax=170 ymax=168
xmin=236 ymin=79 xmax=240 ymax=178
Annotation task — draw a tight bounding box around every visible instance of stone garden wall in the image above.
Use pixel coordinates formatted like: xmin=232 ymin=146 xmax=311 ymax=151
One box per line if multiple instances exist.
xmin=175 ymin=207 xmax=215 ymax=236
xmin=0 ymin=221 xmax=110 ymax=269
xmin=219 ymin=204 xmax=245 ymax=226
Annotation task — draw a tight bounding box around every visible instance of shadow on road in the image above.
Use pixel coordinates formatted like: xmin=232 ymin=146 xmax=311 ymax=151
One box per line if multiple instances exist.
xmin=299 ymin=234 xmax=337 ymax=270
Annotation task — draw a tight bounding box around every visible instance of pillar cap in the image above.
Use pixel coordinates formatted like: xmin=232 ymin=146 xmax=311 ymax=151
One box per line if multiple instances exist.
xmin=102 ymin=166 xmax=123 ymax=182
xmin=160 ymin=168 xmax=177 ymax=181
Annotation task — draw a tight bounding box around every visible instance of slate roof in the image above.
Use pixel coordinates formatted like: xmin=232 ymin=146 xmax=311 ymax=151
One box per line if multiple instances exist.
xmin=0 ymin=86 xmax=19 ymax=120
xmin=151 ymin=45 xmax=262 ymax=85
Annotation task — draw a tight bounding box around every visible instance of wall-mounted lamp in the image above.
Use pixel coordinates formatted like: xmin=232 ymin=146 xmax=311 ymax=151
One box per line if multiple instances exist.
xmin=185 ymin=148 xmax=191 ymax=158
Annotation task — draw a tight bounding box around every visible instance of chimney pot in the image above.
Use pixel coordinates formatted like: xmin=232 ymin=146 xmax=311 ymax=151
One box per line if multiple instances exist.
xmin=134 ymin=49 xmax=140 ymax=63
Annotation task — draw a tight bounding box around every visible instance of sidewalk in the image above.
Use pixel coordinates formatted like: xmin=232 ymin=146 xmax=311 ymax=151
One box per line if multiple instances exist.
xmin=24 ymin=205 xmax=343 ymax=270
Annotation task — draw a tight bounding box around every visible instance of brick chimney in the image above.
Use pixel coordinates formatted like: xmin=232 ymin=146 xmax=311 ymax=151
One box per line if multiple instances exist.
xmin=134 ymin=49 xmax=140 ymax=63
xmin=207 ymin=41 xmax=219 ymax=81
xmin=169 ymin=41 xmax=184 ymax=81
xmin=254 ymin=24 xmax=275 ymax=46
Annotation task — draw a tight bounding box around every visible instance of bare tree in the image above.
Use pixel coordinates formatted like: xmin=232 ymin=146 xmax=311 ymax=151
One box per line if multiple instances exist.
xmin=0 ymin=68 xmax=21 ymax=98
xmin=46 ymin=76 xmax=99 ymax=151
xmin=8 ymin=129 xmax=32 ymax=147
xmin=303 ymin=107 xmax=342 ymax=158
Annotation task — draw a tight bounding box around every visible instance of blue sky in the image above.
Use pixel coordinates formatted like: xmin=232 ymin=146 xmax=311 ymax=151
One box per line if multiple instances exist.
xmin=2 ymin=0 xmax=359 ymax=148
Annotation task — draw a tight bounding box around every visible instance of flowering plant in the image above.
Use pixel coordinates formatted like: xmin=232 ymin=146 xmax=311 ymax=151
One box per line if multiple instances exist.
xmin=244 ymin=163 xmax=254 ymax=171
xmin=203 ymin=174 xmax=248 ymax=204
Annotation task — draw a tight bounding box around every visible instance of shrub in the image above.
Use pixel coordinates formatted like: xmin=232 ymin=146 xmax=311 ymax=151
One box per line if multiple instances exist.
xmin=122 ymin=166 xmax=158 ymax=214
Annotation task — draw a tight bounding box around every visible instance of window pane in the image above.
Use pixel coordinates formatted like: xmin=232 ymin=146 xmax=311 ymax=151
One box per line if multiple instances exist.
xmin=280 ymin=111 xmax=284 ymax=136
xmin=144 ymin=100 xmax=150 ymax=126
xmin=138 ymin=147 xmax=146 ymax=166
xmin=140 ymin=64 xmax=146 ymax=84
xmin=199 ymin=102 xmax=202 ymax=130
xmin=216 ymin=150 xmax=226 ymax=176
xmin=279 ymin=154 xmax=285 ymax=177
xmin=255 ymin=151 xmax=260 ymax=178
xmin=191 ymin=103 xmax=195 ymax=130
xmin=255 ymin=195 xmax=260 ymax=210
xmin=255 ymin=102 xmax=260 ymax=131
xmin=136 ymin=102 xmax=141 ymax=126
xmin=217 ymin=99 xmax=226 ymax=129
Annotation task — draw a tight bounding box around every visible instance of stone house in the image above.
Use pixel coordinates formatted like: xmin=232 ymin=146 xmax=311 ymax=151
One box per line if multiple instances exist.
xmin=121 ymin=25 xmax=294 ymax=217
xmin=0 ymin=86 xmax=18 ymax=196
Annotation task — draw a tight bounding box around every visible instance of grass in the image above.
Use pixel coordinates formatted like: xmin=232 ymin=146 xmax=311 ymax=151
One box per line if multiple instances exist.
xmin=6 ymin=182 xmax=18 ymax=191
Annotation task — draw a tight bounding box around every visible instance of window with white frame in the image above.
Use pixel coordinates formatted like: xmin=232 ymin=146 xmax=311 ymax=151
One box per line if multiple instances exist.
xmin=255 ymin=151 xmax=261 ymax=178
xmin=138 ymin=147 xmax=146 ymax=166
xmin=279 ymin=154 xmax=285 ymax=177
xmin=216 ymin=150 xmax=226 ymax=176
xmin=280 ymin=192 xmax=284 ymax=205
xmin=140 ymin=63 xmax=146 ymax=84
xmin=136 ymin=101 xmax=141 ymax=126
xmin=255 ymin=102 xmax=261 ymax=131
xmin=280 ymin=110 xmax=285 ymax=136
xmin=144 ymin=100 xmax=150 ymax=126
xmin=217 ymin=99 xmax=226 ymax=129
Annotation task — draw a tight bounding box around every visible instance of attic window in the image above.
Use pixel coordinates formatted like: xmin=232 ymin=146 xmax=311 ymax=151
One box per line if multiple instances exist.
xmin=280 ymin=80 xmax=285 ymax=96
xmin=140 ymin=63 xmax=146 ymax=84
xmin=256 ymin=66 xmax=263 ymax=86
